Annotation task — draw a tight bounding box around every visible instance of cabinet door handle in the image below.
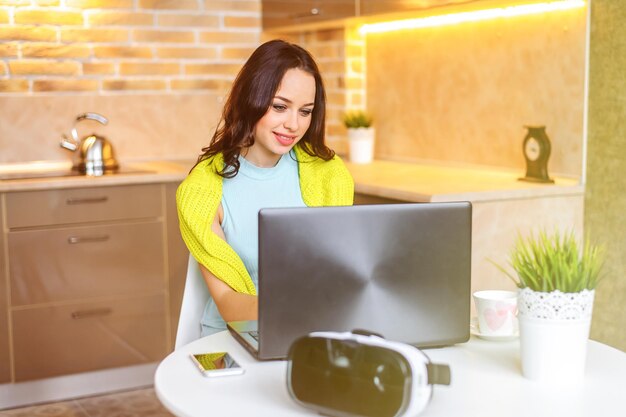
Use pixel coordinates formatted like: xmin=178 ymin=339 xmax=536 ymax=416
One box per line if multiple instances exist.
xmin=71 ymin=308 xmax=112 ymax=319
xmin=67 ymin=235 xmax=110 ymax=244
xmin=66 ymin=196 xmax=108 ymax=205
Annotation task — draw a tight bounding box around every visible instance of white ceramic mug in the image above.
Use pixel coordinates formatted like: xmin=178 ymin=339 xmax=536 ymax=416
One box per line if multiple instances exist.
xmin=473 ymin=290 xmax=518 ymax=336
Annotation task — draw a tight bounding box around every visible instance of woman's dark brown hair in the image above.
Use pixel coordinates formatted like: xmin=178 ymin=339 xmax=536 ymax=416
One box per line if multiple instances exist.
xmin=197 ymin=39 xmax=334 ymax=177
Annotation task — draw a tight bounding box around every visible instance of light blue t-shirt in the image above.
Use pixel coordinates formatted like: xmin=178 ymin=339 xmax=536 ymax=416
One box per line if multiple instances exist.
xmin=200 ymin=151 xmax=305 ymax=336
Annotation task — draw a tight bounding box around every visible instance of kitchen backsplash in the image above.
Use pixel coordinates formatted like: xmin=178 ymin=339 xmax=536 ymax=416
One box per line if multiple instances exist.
xmin=0 ymin=93 xmax=224 ymax=163
xmin=365 ymin=6 xmax=587 ymax=178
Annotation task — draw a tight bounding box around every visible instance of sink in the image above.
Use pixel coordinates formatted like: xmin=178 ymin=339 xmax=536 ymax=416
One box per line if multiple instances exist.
xmin=0 ymin=167 xmax=154 ymax=181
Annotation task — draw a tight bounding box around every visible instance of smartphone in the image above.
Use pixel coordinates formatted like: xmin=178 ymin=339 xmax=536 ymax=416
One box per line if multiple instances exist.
xmin=190 ymin=352 xmax=245 ymax=377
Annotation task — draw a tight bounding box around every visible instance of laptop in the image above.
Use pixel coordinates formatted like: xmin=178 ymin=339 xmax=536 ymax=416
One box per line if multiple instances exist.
xmin=227 ymin=201 xmax=472 ymax=360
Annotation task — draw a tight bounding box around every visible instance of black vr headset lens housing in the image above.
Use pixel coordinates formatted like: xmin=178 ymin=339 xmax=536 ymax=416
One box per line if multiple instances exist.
xmin=287 ymin=332 xmax=450 ymax=417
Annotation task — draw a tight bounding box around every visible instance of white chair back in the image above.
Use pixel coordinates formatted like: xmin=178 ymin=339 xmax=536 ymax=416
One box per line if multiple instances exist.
xmin=175 ymin=254 xmax=210 ymax=350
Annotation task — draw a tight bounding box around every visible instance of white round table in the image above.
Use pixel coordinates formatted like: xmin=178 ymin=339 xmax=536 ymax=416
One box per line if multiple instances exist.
xmin=155 ymin=332 xmax=626 ymax=417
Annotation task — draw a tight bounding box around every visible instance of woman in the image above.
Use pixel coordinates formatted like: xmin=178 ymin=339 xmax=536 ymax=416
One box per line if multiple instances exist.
xmin=177 ymin=39 xmax=354 ymax=337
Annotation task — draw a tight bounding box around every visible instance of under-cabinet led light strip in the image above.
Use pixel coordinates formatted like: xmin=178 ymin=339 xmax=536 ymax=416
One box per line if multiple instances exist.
xmin=359 ymin=0 xmax=585 ymax=34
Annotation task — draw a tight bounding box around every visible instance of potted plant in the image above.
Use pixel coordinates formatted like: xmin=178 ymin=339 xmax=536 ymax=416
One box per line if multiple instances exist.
xmin=343 ymin=110 xmax=375 ymax=164
xmin=493 ymin=229 xmax=605 ymax=381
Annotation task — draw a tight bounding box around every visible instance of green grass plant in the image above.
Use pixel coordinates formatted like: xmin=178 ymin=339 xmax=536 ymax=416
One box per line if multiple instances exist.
xmin=342 ymin=110 xmax=373 ymax=128
xmin=492 ymin=229 xmax=605 ymax=293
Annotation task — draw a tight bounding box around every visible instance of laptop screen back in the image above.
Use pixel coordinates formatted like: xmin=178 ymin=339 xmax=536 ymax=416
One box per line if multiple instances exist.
xmin=257 ymin=202 xmax=472 ymax=359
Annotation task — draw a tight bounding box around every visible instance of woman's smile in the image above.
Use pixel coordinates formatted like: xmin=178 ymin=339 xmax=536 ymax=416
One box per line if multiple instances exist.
xmin=273 ymin=131 xmax=297 ymax=146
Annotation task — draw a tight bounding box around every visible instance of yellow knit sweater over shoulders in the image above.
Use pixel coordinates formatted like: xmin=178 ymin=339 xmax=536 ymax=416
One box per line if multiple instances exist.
xmin=176 ymin=146 xmax=354 ymax=295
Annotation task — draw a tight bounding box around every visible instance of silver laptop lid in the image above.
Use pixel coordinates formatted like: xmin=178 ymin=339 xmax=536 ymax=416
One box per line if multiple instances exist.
xmin=257 ymin=202 xmax=472 ymax=359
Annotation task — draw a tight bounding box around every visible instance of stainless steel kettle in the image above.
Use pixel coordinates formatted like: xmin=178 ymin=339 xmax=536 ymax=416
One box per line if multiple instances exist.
xmin=60 ymin=112 xmax=119 ymax=176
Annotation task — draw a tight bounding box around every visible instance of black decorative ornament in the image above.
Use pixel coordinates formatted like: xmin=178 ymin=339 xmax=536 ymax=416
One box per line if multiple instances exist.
xmin=519 ymin=125 xmax=554 ymax=183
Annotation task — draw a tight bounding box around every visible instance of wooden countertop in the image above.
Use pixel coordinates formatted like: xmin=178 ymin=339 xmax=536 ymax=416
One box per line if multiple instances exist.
xmin=0 ymin=158 xmax=583 ymax=202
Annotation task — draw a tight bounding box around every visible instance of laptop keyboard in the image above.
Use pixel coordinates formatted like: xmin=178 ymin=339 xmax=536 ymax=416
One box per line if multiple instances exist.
xmin=248 ymin=331 xmax=259 ymax=341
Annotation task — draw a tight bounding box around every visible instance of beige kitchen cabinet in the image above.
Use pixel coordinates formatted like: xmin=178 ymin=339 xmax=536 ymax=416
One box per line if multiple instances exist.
xmin=262 ymin=0 xmax=357 ymax=31
xmin=1 ymin=182 xmax=187 ymax=382
xmin=360 ymin=0 xmax=561 ymax=16
xmin=8 ymin=221 xmax=165 ymax=306
xmin=354 ymin=192 xmax=406 ymax=205
xmin=12 ymin=294 xmax=167 ymax=381
xmin=5 ymin=183 xmax=162 ymax=229
xmin=359 ymin=0 xmax=473 ymax=16
xmin=0 ymin=200 xmax=10 ymax=384
xmin=261 ymin=0 xmax=481 ymax=31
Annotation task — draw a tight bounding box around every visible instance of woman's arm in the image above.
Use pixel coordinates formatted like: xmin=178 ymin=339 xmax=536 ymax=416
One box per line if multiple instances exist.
xmin=199 ymin=203 xmax=258 ymax=322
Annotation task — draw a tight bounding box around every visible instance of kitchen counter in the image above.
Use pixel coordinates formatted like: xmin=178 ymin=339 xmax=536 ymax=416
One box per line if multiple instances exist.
xmin=345 ymin=160 xmax=583 ymax=203
xmin=1 ymin=158 xmax=583 ymax=201
xmin=0 ymin=159 xmax=194 ymax=192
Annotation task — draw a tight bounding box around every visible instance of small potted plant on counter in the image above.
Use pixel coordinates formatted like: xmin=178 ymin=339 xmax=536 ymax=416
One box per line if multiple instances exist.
xmin=493 ymin=229 xmax=605 ymax=382
xmin=343 ymin=110 xmax=375 ymax=164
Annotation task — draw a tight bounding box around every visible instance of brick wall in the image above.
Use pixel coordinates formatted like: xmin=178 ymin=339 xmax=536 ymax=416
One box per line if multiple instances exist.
xmin=0 ymin=0 xmax=261 ymax=95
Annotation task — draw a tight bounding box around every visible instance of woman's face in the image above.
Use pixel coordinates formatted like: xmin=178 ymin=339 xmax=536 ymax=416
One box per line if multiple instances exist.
xmin=245 ymin=68 xmax=316 ymax=167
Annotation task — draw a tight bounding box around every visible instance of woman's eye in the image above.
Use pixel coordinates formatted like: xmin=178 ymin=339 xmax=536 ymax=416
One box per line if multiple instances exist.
xmin=272 ymin=104 xmax=287 ymax=111
xmin=300 ymin=109 xmax=313 ymax=117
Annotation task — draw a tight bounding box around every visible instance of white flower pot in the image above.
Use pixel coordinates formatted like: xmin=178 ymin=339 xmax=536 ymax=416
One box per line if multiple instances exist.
xmin=348 ymin=127 xmax=375 ymax=164
xmin=518 ymin=288 xmax=595 ymax=382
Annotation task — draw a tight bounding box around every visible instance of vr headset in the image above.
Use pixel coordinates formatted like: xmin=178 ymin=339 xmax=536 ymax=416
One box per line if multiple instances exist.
xmin=287 ymin=331 xmax=451 ymax=417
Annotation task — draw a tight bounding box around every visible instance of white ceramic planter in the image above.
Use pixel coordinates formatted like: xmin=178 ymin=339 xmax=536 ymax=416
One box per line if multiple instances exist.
xmin=347 ymin=127 xmax=375 ymax=164
xmin=518 ymin=288 xmax=595 ymax=382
